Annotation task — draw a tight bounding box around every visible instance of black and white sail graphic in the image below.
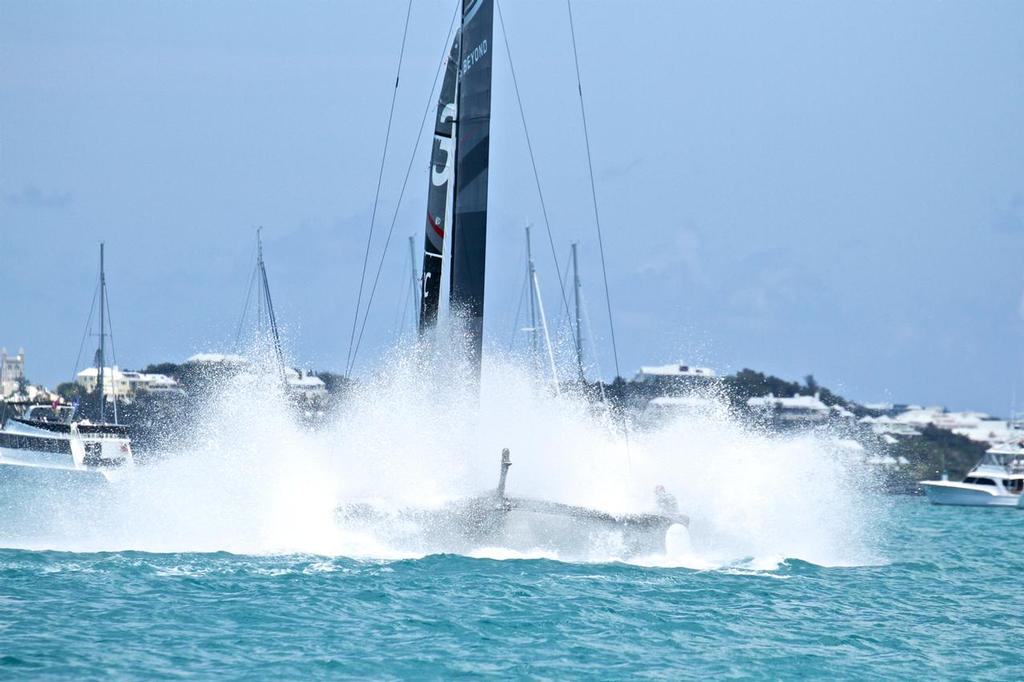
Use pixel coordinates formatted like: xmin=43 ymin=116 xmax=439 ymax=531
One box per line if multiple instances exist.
xmin=450 ymin=0 xmax=493 ymax=367
xmin=419 ymin=30 xmax=462 ymax=333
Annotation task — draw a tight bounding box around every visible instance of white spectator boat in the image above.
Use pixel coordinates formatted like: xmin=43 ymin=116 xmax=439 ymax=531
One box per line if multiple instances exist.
xmin=919 ymin=445 xmax=1024 ymax=507
xmin=0 ymin=243 xmax=135 ymax=488
xmin=0 ymin=408 xmax=134 ymax=485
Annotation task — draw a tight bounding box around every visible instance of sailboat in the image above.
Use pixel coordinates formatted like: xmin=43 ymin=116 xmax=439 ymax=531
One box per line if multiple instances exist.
xmin=340 ymin=0 xmax=688 ymax=557
xmin=0 ymin=243 xmax=135 ymax=485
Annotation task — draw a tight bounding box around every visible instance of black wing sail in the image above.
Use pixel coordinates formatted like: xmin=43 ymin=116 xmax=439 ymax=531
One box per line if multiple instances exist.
xmin=419 ymin=30 xmax=462 ymax=333
xmin=450 ymin=0 xmax=493 ymax=368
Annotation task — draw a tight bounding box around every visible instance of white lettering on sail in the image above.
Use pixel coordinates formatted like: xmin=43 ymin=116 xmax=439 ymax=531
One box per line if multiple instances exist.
xmin=431 ymin=103 xmax=457 ymax=188
xmin=461 ymin=39 xmax=488 ymax=76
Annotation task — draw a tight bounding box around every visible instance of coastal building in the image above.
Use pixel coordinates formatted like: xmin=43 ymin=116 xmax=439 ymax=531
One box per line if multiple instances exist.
xmin=1 ymin=348 xmax=26 ymax=398
xmin=634 ymin=363 xmax=717 ymax=384
xmin=75 ymin=367 xmax=131 ymax=398
xmin=75 ymin=367 xmax=183 ymax=399
xmin=747 ymin=393 xmax=831 ymax=425
xmin=121 ymin=371 xmax=184 ymax=397
xmin=286 ymin=368 xmax=327 ymax=401
xmin=859 ymin=415 xmax=921 ymax=437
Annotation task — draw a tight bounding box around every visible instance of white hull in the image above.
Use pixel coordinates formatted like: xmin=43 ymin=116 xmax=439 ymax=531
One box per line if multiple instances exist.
xmin=0 ymin=460 xmax=112 ymax=486
xmin=920 ymin=481 xmax=1021 ymax=507
xmin=338 ymin=497 xmax=685 ymax=559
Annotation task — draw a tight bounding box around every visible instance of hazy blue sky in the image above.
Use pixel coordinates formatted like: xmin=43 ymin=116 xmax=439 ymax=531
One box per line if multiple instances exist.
xmin=2 ymin=1 xmax=1023 ymax=413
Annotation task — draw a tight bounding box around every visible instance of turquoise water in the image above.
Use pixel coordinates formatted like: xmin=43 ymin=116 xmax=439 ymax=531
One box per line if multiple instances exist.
xmin=1 ymin=497 xmax=1020 ymax=679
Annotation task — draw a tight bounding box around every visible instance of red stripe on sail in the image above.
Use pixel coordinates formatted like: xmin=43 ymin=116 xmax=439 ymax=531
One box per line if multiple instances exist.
xmin=427 ymin=212 xmax=444 ymax=239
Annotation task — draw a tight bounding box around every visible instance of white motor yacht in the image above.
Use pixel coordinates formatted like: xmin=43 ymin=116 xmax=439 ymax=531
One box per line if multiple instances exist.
xmin=0 ymin=243 xmax=135 ymax=487
xmin=0 ymin=405 xmax=134 ymax=485
xmin=919 ymin=444 xmax=1024 ymax=507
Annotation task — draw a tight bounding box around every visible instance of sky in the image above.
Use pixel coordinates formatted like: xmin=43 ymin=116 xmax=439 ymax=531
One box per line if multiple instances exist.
xmin=1 ymin=0 xmax=1023 ymax=414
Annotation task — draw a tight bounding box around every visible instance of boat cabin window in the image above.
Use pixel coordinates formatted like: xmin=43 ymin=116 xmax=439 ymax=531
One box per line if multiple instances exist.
xmin=969 ymin=477 xmax=996 ymax=486
xmin=1005 ymin=479 xmax=1024 ymax=494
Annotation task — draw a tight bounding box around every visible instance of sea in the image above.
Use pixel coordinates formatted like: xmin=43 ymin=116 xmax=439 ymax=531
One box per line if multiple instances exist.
xmin=0 ymin=499 xmax=1021 ymax=679
xmin=2 ymin=359 xmax=1021 ymax=679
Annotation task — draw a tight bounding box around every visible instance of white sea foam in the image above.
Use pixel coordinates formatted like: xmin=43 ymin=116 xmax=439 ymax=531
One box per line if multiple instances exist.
xmin=0 ymin=339 xmax=885 ymax=569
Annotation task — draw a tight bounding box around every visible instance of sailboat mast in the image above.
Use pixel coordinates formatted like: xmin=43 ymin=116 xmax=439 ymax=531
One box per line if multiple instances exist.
xmin=408 ymin=235 xmax=420 ymax=331
xmin=96 ymin=242 xmax=106 ymax=423
xmin=526 ymin=225 xmax=538 ymax=357
xmin=256 ymin=229 xmax=287 ymax=384
xmin=572 ymin=242 xmax=584 ymax=381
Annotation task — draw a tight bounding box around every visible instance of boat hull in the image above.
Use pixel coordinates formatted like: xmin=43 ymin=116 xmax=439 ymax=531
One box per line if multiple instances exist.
xmin=920 ymin=481 xmax=1020 ymax=507
xmin=337 ymin=495 xmax=686 ymax=559
xmin=0 ymin=461 xmax=111 ymax=487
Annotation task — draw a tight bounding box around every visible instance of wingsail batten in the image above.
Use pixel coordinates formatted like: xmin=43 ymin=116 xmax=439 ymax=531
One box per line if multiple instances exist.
xmin=419 ymin=30 xmax=462 ymax=333
xmin=449 ymin=0 xmax=494 ymax=368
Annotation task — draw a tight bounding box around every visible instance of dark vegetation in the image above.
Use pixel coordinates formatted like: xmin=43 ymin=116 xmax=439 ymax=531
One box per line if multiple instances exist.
xmin=2 ymin=360 xmax=990 ymax=487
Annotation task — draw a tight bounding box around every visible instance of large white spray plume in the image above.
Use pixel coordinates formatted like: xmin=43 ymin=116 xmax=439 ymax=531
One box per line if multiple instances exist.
xmin=0 ymin=338 xmax=884 ymax=568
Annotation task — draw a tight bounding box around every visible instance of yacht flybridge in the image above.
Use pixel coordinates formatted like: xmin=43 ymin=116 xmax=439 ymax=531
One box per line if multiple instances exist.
xmin=0 ymin=244 xmax=135 ymax=484
xmin=919 ymin=444 xmax=1024 ymax=508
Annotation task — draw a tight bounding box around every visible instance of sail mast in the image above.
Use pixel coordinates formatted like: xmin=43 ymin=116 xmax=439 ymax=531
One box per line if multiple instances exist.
xmin=256 ymin=229 xmax=287 ymax=385
xmin=408 ymin=235 xmax=420 ymax=332
xmin=96 ymin=243 xmax=106 ymax=423
xmin=449 ymin=0 xmax=494 ymax=372
xmin=572 ymin=242 xmax=584 ymax=381
xmin=526 ymin=225 xmax=538 ymax=358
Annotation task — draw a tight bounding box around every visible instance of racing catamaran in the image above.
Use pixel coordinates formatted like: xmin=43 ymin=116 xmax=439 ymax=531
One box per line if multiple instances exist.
xmin=343 ymin=0 xmax=688 ymax=557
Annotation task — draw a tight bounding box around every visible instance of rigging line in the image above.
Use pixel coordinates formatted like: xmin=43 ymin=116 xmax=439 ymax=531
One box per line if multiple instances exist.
xmin=508 ymin=265 xmax=529 ymax=352
xmin=580 ymin=289 xmax=607 ymax=404
xmin=506 ymin=240 xmax=528 ymax=351
xmin=553 ymin=244 xmax=575 ymax=338
xmin=398 ymin=265 xmax=414 ymax=337
xmin=495 ymin=0 xmax=575 ymax=341
xmin=234 ymin=261 xmax=260 ymax=352
xmin=259 ymin=259 xmax=287 ymax=383
xmin=347 ymin=1 xmax=461 ymax=376
xmin=71 ymin=281 xmax=100 ymax=383
xmin=392 ymin=250 xmax=411 ymax=334
xmin=566 ymin=0 xmax=621 ymax=380
xmin=102 ymin=280 xmax=119 ymax=424
xmin=344 ymin=0 xmax=415 ymax=378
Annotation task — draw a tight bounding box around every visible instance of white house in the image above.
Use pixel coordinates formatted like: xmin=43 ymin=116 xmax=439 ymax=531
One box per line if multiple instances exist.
xmin=76 ymin=366 xmax=131 ymax=398
xmin=747 ymin=393 xmax=831 ymax=423
xmin=635 ymin=363 xmax=717 ymax=382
